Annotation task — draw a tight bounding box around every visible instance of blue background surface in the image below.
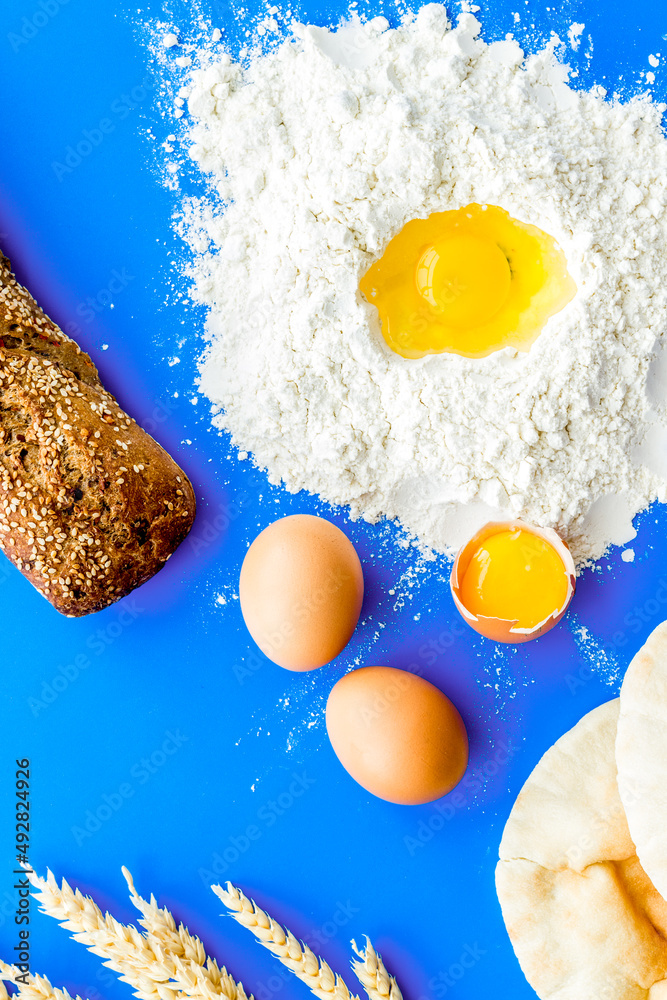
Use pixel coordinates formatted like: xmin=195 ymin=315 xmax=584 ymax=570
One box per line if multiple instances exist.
xmin=0 ymin=0 xmax=666 ymax=997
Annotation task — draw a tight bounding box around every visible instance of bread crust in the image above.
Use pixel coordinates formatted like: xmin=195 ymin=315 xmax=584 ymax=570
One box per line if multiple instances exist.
xmin=0 ymin=252 xmax=196 ymax=616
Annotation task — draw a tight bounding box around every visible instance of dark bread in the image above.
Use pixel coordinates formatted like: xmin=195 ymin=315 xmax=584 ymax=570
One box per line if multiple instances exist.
xmin=0 ymin=252 xmax=196 ymax=616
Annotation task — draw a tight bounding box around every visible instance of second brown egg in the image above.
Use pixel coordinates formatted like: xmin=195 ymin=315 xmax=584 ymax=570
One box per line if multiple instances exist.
xmin=326 ymin=666 xmax=469 ymax=804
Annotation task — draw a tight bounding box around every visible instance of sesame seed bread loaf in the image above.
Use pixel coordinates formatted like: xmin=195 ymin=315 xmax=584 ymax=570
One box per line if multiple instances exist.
xmin=0 ymin=252 xmax=196 ymax=616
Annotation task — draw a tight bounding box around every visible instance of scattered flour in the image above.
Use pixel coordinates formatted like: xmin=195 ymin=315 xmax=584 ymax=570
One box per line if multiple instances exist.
xmin=570 ymin=622 xmax=622 ymax=689
xmin=567 ymin=22 xmax=584 ymax=51
xmin=171 ymin=5 xmax=667 ymax=569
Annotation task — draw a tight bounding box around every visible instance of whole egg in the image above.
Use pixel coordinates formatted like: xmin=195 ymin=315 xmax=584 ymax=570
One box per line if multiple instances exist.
xmin=326 ymin=666 xmax=469 ymax=805
xmin=239 ymin=514 xmax=364 ymax=671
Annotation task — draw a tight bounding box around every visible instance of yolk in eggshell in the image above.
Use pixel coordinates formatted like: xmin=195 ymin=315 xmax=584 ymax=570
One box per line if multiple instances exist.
xmin=359 ymin=203 xmax=577 ymax=359
xmin=459 ymin=526 xmax=570 ymax=630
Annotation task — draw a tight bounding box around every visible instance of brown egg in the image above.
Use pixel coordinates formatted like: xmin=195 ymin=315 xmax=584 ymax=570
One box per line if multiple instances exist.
xmin=239 ymin=514 xmax=364 ymax=671
xmin=326 ymin=666 xmax=468 ymax=804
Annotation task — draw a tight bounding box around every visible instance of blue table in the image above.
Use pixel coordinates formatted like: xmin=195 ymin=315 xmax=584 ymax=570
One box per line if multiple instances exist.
xmin=0 ymin=1 xmax=665 ymax=997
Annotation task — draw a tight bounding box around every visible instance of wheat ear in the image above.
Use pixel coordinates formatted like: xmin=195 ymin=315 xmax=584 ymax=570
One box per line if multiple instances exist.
xmin=213 ymin=883 xmax=360 ymax=1000
xmin=0 ymin=961 xmax=86 ymax=1000
xmin=122 ymin=867 xmax=251 ymax=1000
xmin=26 ymin=868 xmax=243 ymax=1000
xmin=350 ymin=939 xmax=403 ymax=1000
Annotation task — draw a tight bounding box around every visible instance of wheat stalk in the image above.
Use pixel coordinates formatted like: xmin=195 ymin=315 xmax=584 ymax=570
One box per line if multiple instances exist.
xmin=26 ymin=868 xmax=246 ymax=1000
xmin=122 ymin=867 xmax=251 ymax=1000
xmin=21 ymin=867 xmax=403 ymax=1000
xmin=350 ymin=939 xmax=402 ymax=1000
xmin=26 ymin=867 xmax=163 ymax=1000
xmin=0 ymin=961 xmax=85 ymax=1000
xmin=213 ymin=883 xmax=359 ymax=1000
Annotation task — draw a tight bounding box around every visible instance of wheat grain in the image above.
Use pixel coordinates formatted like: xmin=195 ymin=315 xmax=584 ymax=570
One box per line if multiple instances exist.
xmin=26 ymin=868 xmax=247 ymax=1000
xmin=26 ymin=867 xmax=162 ymax=1000
xmin=122 ymin=868 xmax=251 ymax=1000
xmin=22 ymin=867 xmax=399 ymax=1000
xmin=213 ymin=883 xmax=359 ymax=1000
xmin=0 ymin=960 xmax=85 ymax=1000
xmin=350 ymin=939 xmax=402 ymax=1000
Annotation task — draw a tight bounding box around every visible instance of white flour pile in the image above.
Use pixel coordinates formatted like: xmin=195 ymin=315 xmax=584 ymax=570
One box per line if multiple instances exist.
xmin=171 ymin=5 xmax=667 ymax=567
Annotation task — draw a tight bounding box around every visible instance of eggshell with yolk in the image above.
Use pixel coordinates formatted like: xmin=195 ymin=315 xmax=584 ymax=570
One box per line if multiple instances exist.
xmin=450 ymin=519 xmax=576 ymax=643
xmin=326 ymin=666 xmax=469 ymax=804
xmin=239 ymin=514 xmax=364 ymax=671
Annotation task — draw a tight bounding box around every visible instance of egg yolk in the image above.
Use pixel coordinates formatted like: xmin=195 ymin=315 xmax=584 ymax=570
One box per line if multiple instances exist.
xmin=359 ymin=203 xmax=576 ymax=359
xmin=459 ymin=527 xmax=569 ymax=630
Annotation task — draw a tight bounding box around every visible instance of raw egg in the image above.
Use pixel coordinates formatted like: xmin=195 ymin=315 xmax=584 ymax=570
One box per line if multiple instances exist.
xmin=451 ymin=520 xmax=575 ymax=643
xmin=326 ymin=666 xmax=469 ymax=804
xmin=239 ymin=514 xmax=364 ymax=671
xmin=359 ymin=203 xmax=576 ymax=359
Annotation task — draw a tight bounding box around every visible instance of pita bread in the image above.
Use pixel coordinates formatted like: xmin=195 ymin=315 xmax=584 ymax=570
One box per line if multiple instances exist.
xmin=617 ymin=621 xmax=667 ymax=906
xmin=496 ymin=700 xmax=667 ymax=999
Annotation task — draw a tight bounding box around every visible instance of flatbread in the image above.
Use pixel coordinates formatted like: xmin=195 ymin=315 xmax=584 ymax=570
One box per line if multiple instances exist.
xmin=617 ymin=621 xmax=667 ymax=905
xmin=496 ymin=700 xmax=667 ymax=1000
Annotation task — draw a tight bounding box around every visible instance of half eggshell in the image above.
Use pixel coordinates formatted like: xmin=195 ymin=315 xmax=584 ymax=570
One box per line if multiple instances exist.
xmin=450 ymin=519 xmax=575 ymax=643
